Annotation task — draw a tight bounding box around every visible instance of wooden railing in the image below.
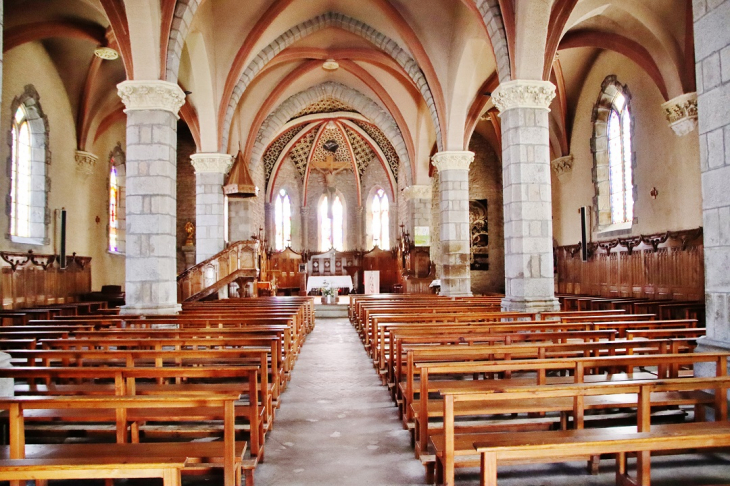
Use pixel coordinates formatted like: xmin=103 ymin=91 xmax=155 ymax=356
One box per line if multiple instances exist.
xmin=555 ymin=227 xmax=704 ymax=301
xmin=177 ymin=240 xmax=260 ymax=302
xmin=0 ymin=251 xmax=92 ymax=309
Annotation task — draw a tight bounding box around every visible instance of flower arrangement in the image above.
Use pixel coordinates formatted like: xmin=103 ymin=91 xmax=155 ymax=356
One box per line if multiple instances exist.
xmin=320 ymin=281 xmax=338 ymax=297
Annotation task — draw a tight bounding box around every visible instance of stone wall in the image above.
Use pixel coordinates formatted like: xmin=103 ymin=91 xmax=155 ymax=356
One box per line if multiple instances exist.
xmin=268 ymin=157 xmax=303 ymax=250
xmin=469 ymin=133 xmax=505 ymax=294
xmin=176 ymin=122 xmax=196 ymax=274
xmin=695 ymin=0 xmax=730 ymax=346
xmin=430 ymin=172 xmax=442 ymax=278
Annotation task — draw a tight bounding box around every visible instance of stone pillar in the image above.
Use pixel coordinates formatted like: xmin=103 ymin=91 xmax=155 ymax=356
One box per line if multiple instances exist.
xmin=432 ymin=151 xmax=474 ymax=297
xmin=300 ymin=206 xmax=309 ymax=250
xmin=403 ymin=185 xmax=432 ymax=241
xmin=117 ymin=80 xmax=185 ymax=315
xmin=694 ymin=1 xmax=730 ymax=357
xmin=190 ymin=153 xmax=233 ymax=263
xmin=492 ymin=79 xmax=559 ymax=313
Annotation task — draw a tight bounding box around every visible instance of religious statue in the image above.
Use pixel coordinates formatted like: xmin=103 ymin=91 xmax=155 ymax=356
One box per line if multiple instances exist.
xmin=311 ymin=140 xmax=351 ymax=218
xmin=184 ymin=221 xmax=195 ymax=246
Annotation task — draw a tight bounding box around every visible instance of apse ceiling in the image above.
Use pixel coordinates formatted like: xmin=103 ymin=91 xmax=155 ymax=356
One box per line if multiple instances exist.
xmin=263 ymin=97 xmax=399 ymax=194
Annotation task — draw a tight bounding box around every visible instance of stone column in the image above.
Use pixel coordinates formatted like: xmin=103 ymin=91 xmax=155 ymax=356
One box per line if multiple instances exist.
xmin=190 ymin=153 xmax=233 ymax=263
xmin=403 ymin=185 xmax=432 ymax=241
xmin=432 ymin=151 xmax=474 ymax=297
xmin=117 ymin=80 xmax=185 ymax=315
xmin=492 ymin=79 xmax=559 ymax=313
xmin=694 ymin=1 xmax=730 ymax=357
xmin=300 ymin=206 xmax=309 ymax=250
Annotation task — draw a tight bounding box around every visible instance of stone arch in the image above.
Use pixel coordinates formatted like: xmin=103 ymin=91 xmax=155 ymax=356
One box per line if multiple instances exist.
xmin=252 ymin=82 xmax=412 ymax=186
xmin=221 ymin=12 xmax=441 ymax=153
xmin=165 ymin=0 xmax=201 ymax=82
xmin=591 ymin=75 xmax=636 ymax=232
xmin=474 ymin=0 xmax=512 ymax=83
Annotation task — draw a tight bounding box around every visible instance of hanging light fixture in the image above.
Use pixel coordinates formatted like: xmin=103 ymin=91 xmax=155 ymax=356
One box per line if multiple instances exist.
xmin=223 ymin=150 xmax=257 ymax=198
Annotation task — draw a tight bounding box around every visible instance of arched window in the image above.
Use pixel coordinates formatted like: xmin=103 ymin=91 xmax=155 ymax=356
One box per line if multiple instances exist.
xmin=274 ymin=188 xmax=292 ymax=250
xmin=108 ymin=143 xmax=126 ymax=254
xmin=592 ymin=76 xmax=634 ymax=231
xmin=371 ymin=188 xmax=389 ymax=249
xmin=10 ymin=106 xmax=32 ymax=238
xmin=607 ymin=97 xmax=633 ymax=224
xmin=319 ymin=194 xmax=344 ymax=251
xmin=8 ymin=85 xmax=49 ymax=245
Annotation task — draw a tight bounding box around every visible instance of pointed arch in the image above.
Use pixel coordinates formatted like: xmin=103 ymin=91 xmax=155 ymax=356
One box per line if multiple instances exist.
xmin=219 ymin=12 xmax=442 ymax=153
xmin=252 ymin=82 xmax=412 ymax=187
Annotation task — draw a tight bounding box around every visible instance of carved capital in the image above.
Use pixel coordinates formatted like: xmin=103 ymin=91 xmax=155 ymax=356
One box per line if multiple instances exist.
xmin=551 ymin=154 xmax=574 ymax=176
xmin=300 ymin=206 xmax=310 ymax=216
xmin=431 ymin=151 xmax=474 ymax=172
xmin=403 ymin=185 xmax=432 ymax=201
xmin=661 ymin=92 xmax=698 ymax=136
xmin=492 ymin=80 xmax=556 ymax=113
xmin=75 ymin=150 xmax=98 ymax=177
xmin=117 ymin=80 xmax=186 ymax=116
xmin=190 ymin=153 xmax=234 ymax=174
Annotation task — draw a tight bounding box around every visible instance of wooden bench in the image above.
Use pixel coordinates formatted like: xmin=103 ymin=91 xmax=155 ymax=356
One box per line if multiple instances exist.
xmin=0 ymin=394 xmax=245 ymax=486
xmin=468 ymin=377 xmax=730 ymax=486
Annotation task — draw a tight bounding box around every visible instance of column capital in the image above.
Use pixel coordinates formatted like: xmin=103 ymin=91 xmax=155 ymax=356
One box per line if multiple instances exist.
xmin=117 ymin=80 xmax=186 ymax=115
xmin=300 ymin=206 xmax=310 ymax=216
xmin=403 ymin=184 xmax=432 ymax=201
xmin=551 ymin=154 xmax=574 ymax=176
xmin=661 ymin=92 xmax=698 ymax=136
xmin=431 ymin=151 xmax=474 ymax=172
xmin=74 ymin=150 xmax=98 ymax=177
xmin=190 ymin=153 xmax=234 ymax=174
xmin=492 ymin=79 xmax=556 ymax=113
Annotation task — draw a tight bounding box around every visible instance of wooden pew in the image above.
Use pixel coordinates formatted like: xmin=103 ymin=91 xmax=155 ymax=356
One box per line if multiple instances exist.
xmin=413 ymin=352 xmax=730 ymax=469
xmin=468 ymin=377 xmax=730 ymax=486
xmin=0 ymin=394 xmax=243 ymax=486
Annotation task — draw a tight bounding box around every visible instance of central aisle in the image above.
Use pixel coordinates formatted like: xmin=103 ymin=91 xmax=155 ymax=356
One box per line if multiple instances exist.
xmin=254 ymin=317 xmax=424 ymax=485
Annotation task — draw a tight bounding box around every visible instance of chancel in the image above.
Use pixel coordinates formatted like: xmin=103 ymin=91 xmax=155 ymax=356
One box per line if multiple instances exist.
xmin=0 ymin=1 xmax=729 ymax=485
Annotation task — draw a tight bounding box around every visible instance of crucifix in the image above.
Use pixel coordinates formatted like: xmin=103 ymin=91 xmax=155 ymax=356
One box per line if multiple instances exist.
xmin=310 ymin=140 xmax=351 ymax=218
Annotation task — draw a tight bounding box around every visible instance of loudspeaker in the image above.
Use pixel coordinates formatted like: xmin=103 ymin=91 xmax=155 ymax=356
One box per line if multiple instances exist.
xmin=580 ymin=206 xmax=588 ymax=262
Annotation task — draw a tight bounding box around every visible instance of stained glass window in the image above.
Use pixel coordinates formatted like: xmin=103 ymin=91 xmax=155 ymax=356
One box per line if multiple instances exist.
xmin=371 ymin=189 xmax=389 ymax=249
xmin=607 ymin=93 xmax=633 ymax=224
xmin=109 ymin=166 xmax=119 ymax=252
xmin=11 ymin=106 xmax=32 ymax=238
xmin=274 ymin=188 xmax=291 ymax=250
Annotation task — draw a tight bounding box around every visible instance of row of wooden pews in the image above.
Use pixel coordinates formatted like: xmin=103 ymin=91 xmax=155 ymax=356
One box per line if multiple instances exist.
xmin=0 ymin=296 xmax=314 ymax=486
xmin=349 ymin=294 xmax=729 ymax=486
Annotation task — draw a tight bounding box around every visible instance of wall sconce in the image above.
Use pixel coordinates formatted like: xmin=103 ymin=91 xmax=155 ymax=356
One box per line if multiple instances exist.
xmin=650 ymin=187 xmax=658 ymax=199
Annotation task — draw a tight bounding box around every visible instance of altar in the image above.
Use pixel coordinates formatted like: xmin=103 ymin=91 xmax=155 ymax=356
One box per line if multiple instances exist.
xmin=306 ymin=275 xmax=353 ymax=293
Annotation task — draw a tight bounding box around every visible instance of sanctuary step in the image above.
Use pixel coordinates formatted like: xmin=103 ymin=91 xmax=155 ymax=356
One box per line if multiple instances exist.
xmin=314 ymin=302 xmax=349 ymax=319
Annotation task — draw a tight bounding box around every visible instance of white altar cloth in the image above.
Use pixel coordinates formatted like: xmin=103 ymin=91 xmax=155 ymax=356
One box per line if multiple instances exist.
xmin=306 ymin=275 xmax=353 ymax=292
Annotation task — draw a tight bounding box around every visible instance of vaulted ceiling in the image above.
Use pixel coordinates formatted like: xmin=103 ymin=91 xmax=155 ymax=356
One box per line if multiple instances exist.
xmin=4 ymin=0 xmax=696 ymax=185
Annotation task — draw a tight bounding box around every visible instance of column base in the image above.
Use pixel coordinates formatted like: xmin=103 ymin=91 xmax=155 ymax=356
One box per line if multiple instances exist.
xmin=501 ymin=297 xmax=559 ymax=314
xmin=120 ymin=303 xmax=183 ymax=315
xmin=693 ymin=337 xmax=730 ymax=419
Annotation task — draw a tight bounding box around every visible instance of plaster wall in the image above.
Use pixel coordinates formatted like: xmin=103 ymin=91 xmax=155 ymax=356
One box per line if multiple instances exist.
xmin=0 ymin=43 xmax=112 ymax=288
xmin=552 ymin=50 xmax=702 ymax=245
